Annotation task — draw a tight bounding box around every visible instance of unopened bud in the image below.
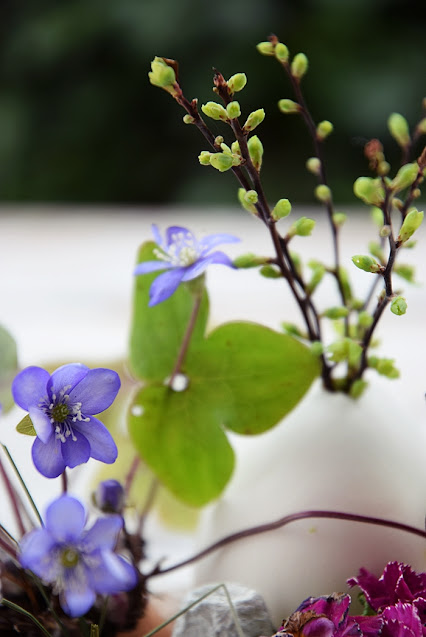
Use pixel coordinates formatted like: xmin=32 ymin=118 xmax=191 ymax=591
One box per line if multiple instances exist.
xmin=368 ymin=241 xmax=384 ymax=261
xmin=353 ymin=177 xmax=384 ymax=205
xmin=394 ymin=264 xmax=415 ymax=283
xmin=323 ymin=306 xmax=349 ymax=319
xmin=94 ymin=479 xmax=125 ymax=514
xmin=233 ymin=253 xmax=265 ymax=268
xmin=209 ymin=152 xmax=234 ymax=172
xmin=315 ymin=184 xmax=332 ymax=203
xmin=227 ymin=101 xmax=241 ymax=119
xmin=391 ymin=162 xmax=419 ymax=192
xmin=349 ymin=379 xmax=368 ymax=399
xmin=379 ymin=224 xmax=391 ymax=238
xmin=183 ymin=114 xmax=195 ymax=124
xmin=238 ymin=188 xmax=258 ymax=215
xmin=358 ymin=311 xmax=373 ymax=328
xmin=275 ymin=43 xmax=289 ymax=62
xmin=227 ymin=73 xmax=247 ymax=93
xmin=272 ymin=198 xmax=292 ymax=221
xmin=332 ymin=212 xmax=347 ymax=227
xmin=377 ymin=161 xmax=390 ymax=176
xmin=398 ymin=208 xmax=424 ymax=243
xmin=247 ymin=135 xmax=264 ymax=171
xmin=278 ymin=99 xmax=300 ymax=114
xmin=149 ymin=57 xmax=176 ymax=90
xmin=416 ymin=118 xmax=426 ymax=135
xmin=306 ymin=157 xmax=321 ymax=176
xmin=244 ymin=189 xmax=258 ymax=205
xmin=316 ymin=120 xmax=333 ymax=140
xmin=388 ymin=112 xmax=410 ymax=147
xmin=243 ymin=108 xmax=265 ymax=133
xmin=282 ymin=322 xmax=305 ymax=338
xmin=310 ymin=341 xmax=324 ymax=356
xmin=370 ymin=206 xmax=384 ymax=226
xmin=256 ymin=41 xmax=275 ymax=56
xmin=352 ymin=254 xmax=382 ymax=273
xmin=291 ymin=53 xmax=308 ymax=79
xmin=215 ymin=135 xmax=224 ymax=146
xmin=289 ymin=217 xmax=315 ymax=237
xmin=260 ymin=264 xmax=282 ymax=278
xmin=231 ymin=141 xmax=241 ymax=155
xmin=376 ymin=357 xmax=400 ymax=378
xmin=201 ymin=101 xmax=229 ymax=121
xmin=198 ymin=150 xmax=212 ymax=166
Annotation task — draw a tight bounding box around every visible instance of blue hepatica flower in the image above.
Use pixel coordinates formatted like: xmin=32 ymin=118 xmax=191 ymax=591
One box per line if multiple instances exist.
xmin=19 ymin=494 xmax=138 ymax=617
xmin=134 ymin=224 xmax=240 ymax=306
xmin=12 ymin=363 xmax=120 ymax=478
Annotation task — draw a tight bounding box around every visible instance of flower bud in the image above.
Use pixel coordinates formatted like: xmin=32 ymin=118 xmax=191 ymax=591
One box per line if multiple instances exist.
xmin=378 ymin=161 xmax=390 ymax=176
xmin=247 ymin=135 xmax=263 ymax=171
xmin=390 ymin=162 xmax=419 ymax=192
xmin=281 ymin=322 xmax=306 ymax=338
xmin=243 ymin=108 xmax=265 ymax=133
xmin=315 ymin=184 xmax=332 ymax=203
xmin=198 ymin=150 xmax=212 ymax=166
xmin=233 ymin=253 xmax=266 ymax=268
xmin=352 ymin=255 xmax=382 ymax=273
xmin=272 ymin=198 xmax=292 ymax=221
xmin=259 ymin=265 xmax=282 ymax=278
xmin=183 ymin=114 xmax=195 ymax=124
xmin=201 ymin=101 xmax=229 ymax=121
xmin=379 ymin=224 xmax=391 ymax=238
xmin=388 ymin=112 xmax=410 ymax=147
xmin=289 ymin=217 xmax=315 ymax=237
xmin=226 ymin=101 xmax=241 ymax=119
xmin=316 ymin=120 xmax=333 ymax=140
xmin=275 ymin=43 xmax=289 ymax=62
xmin=376 ymin=357 xmax=400 ymax=378
xmin=238 ymin=188 xmax=258 ymax=215
xmin=94 ymin=480 xmax=125 ymax=514
xmin=227 ymin=73 xmax=247 ymax=93
xmin=231 ymin=140 xmax=241 ymax=155
xmin=244 ymin=189 xmax=258 ymax=205
xmin=394 ymin=264 xmax=415 ymax=283
xmin=368 ymin=241 xmax=384 ymax=261
xmin=323 ymin=306 xmax=349 ymax=319
xmin=306 ymin=157 xmax=321 ymax=176
xmin=256 ymin=41 xmax=275 ymax=56
xmin=349 ymin=379 xmax=368 ymax=399
xmin=215 ymin=135 xmax=224 ymax=146
xmin=391 ymin=296 xmax=407 ymax=316
xmin=291 ymin=53 xmax=309 ymax=79
xmin=209 ymin=152 xmax=234 ymax=172
xmin=398 ymin=208 xmax=424 ymax=243
xmin=278 ymin=99 xmax=300 ymax=114
xmin=370 ymin=206 xmax=384 ymax=226
xmin=358 ymin=311 xmax=373 ymax=328
xmin=306 ymin=261 xmax=325 ymax=294
xmin=338 ymin=266 xmax=352 ymax=302
xmin=353 ymin=177 xmax=384 ymax=205
xmin=149 ymin=57 xmax=176 ymax=90
xmin=310 ymin=341 xmax=324 ymax=356
xmin=416 ymin=118 xmax=426 ymax=135
xmin=332 ymin=212 xmax=347 ymax=227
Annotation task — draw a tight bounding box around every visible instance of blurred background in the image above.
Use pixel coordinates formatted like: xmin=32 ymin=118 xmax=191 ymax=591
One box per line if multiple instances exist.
xmin=0 ymin=0 xmax=425 ymax=206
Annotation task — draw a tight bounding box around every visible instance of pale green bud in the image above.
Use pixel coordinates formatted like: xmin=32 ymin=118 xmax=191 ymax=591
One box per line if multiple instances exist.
xmin=374 ymin=357 xmax=400 ymax=378
xmin=247 ymin=135 xmax=263 ymax=171
xmin=290 ymin=251 xmax=302 ymax=276
xmin=379 ymin=225 xmax=391 ymax=238
xmin=417 ymin=118 xmax=426 ymax=135
xmin=289 ymin=217 xmax=315 ymax=237
xmin=260 ymin=264 xmax=282 ymax=278
xmin=201 ymin=101 xmax=229 ymax=121
xmin=306 ymin=157 xmax=321 ymax=176
xmin=398 ymin=208 xmax=424 ymax=243
xmin=209 ymin=152 xmax=233 ymax=172
xmin=352 ymin=255 xmax=382 ymax=273
xmin=368 ymin=241 xmax=384 ymax=262
xmin=231 ymin=153 xmax=243 ymax=166
xmin=315 ymin=184 xmax=332 ymax=203
xmin=233 ymin=253 xmax=266 ymax=268
xmin=272 ymin=198 xmax=292 ymax=221
xmin=291 ymin=53 xmax=309 ymax=79
xmin=394 ymin=264 xmax=415 ymax=283
xmin=358 ymin=311 xmax=373 ymax=328
xmin=243 ymin=108 xmax=265 ymax=133
xmin=388 ymin=112 xmax=410 ymax=147
xmin=338 ymin=266 xmax=352 ymax=302
xmin=227 ymin=101 xmax=241 ymax=119
xmin=328 ymin=338 xmax=361 ymax=364
xmin=244 ymin=190 xmax=258 ymax=205
xmin=332 ymin=212 xmax=347 ymax=227
xmin=390 ymin=295 xmax=407 ymax=316
xmin=220 ymin=142 xmax=232 ymax=154
xmin=256 ymin=41 xmax=275 ymax=56
xmin=316 ymin=120 xmax=333 ymax=140
xmin=353 ymin=177 xmax=384 ymax=205
xmin=275 ymin=43 xmax=289 ymax=62
xmin=306 ymin=261 xmax=325 ymax=294
xmin=278 ymin=99 xmax=300 ymax=114
xmin=310 ymin=341 xmax=324 ymax=357
xmin=390 ymin=162 xmax=419 ymax=192
xmin=231 ymin=141 xmax=241 ymax=155
xmin=371 ymin=206 xmax=384 ymax=226
xmin=227 ymin=73 xmax=247 ymax=94
xmin=349 ymin=379 xmax=368 ymax=399
xmin=149 ymin=57 xmax=176 ymax=89
xmin=281 ymin=322 xmax=305 ymax=338
xmin=238 ymin=188 xmax=258 ymax=215
xmin=378 ymin=161 xmax=390 ymax=176
xmin=215 ymin=135 xmax=224 ymax=146
xmin=183 ymin=114 xmax=195 ymax=124
xmin=323 ymin=306 xmax=349 ymax=319
xmin=198 ymin=151 xmax=212 ymax=166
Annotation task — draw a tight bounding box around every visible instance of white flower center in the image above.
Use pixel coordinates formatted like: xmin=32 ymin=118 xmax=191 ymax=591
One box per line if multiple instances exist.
xmin=154 ymin=231 xmax=200 ymax=267
xmin=38 ymin=384 xmax=90 ymax=444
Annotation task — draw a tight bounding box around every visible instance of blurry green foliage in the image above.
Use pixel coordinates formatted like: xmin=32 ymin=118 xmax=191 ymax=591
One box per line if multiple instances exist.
xmin=0 ymin=0 xmax=424 ymax=204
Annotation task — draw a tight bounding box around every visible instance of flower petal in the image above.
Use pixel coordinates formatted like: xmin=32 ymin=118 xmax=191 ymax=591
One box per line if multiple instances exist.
xmin=151 ymin=223 xmax=164 ymax=247
xmin=32 ymin=436 xmax=65 ymax=478
xmin=29 ymin=407 xmax=53 ymax=444
xmin=134 ymin=260 xmax=170 ymax=275
xmin=47 ymin=363 xmax=89 ymax=397
xmin=61 ymin=575 xmax=95 ymax=617
xmin=19 ymin=528 xmax=56 ymax=576
xmin=88 ymin=550 xmax=138 ymax=594
xmin=45 ymin=495 xmax=86 ymax=542
xmin=181 ymin=251 xmax=235 ymax=282
xmin=12 ymin=366 xmax=50 ymax=410
xmin=74 ymin=416 xmax=118 ymax=463
xmin=82 ymin=515 xmax=123 ymax=552
xmin=61 ymin=430 xmax=91 ymax=469
xmin=198 ymin=232 xmax=240 ymax=253
xmin=148 ymin=267 xmax=186 ymax=305
xmin=165 ymin=226 xmax=192 ymax=247
xmin=68 ymin=368 xmax=121 ymax=415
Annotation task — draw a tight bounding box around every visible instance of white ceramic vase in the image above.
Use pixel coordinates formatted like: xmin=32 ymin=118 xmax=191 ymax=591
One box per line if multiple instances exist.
xmin=194 ymin=377 xmax=426 ymax=627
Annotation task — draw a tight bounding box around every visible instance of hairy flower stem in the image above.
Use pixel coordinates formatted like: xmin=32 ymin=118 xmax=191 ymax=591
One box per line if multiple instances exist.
xmin=147 ymin=509 xmax=426 ymax=579
xmin=168 ymin=289 xmax=203 ymax=388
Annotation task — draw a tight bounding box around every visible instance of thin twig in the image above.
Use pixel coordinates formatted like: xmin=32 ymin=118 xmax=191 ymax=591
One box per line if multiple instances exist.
xmin=1 ymin=444 xmax=43 ymax=526
xmin=0 ymin=451 xmax=26 ymax=537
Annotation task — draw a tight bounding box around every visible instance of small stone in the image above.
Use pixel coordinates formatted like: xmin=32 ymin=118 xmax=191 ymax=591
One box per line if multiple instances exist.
xmin=172 ymin=583 xmax=275 ymax=637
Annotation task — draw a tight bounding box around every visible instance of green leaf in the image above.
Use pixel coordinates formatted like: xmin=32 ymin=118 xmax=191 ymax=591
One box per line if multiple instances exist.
xmin=129 ymin=242 xmax=209 ymax=382
xmin=16 ymin=414 xmax=36 ymax=436
xmin=129 ymin=385 xmax=235 ymax=506
xmin=0 ymin=324 xmax=18 ymax=413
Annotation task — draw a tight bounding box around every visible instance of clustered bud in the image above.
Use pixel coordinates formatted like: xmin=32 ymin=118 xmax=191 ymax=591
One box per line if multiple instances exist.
xmin=201 ymin=101 xmax=229 ymax=121
xmin=149 ymin=57 xmax=177 ymax=94
xmin=272 ymin=198 xmax=292 ymax=221
xmin=353 ymin=177 xmax=384 ymax=206
xmin=388 ymin=112 xmax=410 ymax=147
xmin=243 ymin=108 xmax=266 ymax=133
xmin=227 ymin=73 xmax=247 ymax=94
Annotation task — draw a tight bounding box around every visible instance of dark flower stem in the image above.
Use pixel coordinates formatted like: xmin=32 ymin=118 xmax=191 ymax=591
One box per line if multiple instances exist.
xmin=0 ymin=451 xmax=26 ymax=537
xmin=0 ymin=598 xmax=53 ymax=637
xmin=61 ymin=469 xmax=68 ymax=494
xmin=1 ymin=444 xmax=43 ymax=526
xmin=125 ymin=455 xmax=141 ymax=496
xmin=147 ymin=509 xmax=426 ymax=578
xmin=168 ymin=289 xmax=203 ymax=388
xmin=0 ymin=524 xmax=17 ymax=558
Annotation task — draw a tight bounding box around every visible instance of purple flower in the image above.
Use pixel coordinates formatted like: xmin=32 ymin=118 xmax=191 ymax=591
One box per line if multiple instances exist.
xmin=94 ymin=479 xmax=125 ymax=514
xmin=134 ymin=224 xmax=239 ymax=305
xmin=19 ymin=495 xmax=138 ymax=617
xmin=12 ymin=363 xmax=120 ymax=478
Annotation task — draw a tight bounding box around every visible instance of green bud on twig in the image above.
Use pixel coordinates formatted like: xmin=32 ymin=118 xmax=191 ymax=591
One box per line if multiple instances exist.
xmin=390 ymin=296 xmax=407 ymax=316
xmin=231 ymin=141 xmax=241 ymax=155
xmin=183 ymin=114 xmax=195 ymax=124
xmin=394 ymin=264 xmax=415 ymax=283
xmin=149 ymin=57 xmax=177 ymax=91
xmin=238 ymin=188 xmax=258 ymax=215
xmin=227 ymin=73 xmax=247 ymax=93
xmin=288 ymin=217 xmax=315 ymax=238
xmin=260 ymin=264 xmax=282 ymax=278
xmin=271 ymin=198 xmax=292 ymax=221
xmin=201 ymin=101 xmax=229 ymax=121
xmin=209 ymin=153 xmax=234 ymax=172
xmin=316 ymin=120 xmax=333 ymax=140
xmin=291 ymin=53 xmax=309 ymax=79
xmin=310 ymin=341 xmax=324 ymax=356
xmin=358 ymin=311 xmax=373 ymax=328
xmin=226 ymin=101 xmax=241 ymax=119
xmin=368 ymin=241 xmax=384 ymax=262
xmin=282 ymin=322 xmax=306 ymax=338
xmin=332 ymin=212 xmax=347 ymax=227
xmin=244 ymin=190 xmax=258 ymax=205
xmin=198 ymin=151 xmax=212 ymax=166
xmin=370 ymin=206 xmax=384 ymax=227
xmin=306 ymin=157 xmax=321 ymax=176
xmin=398 ymin=208 xmax=424 ymax=243
xmin=349 ymin=379 xmax=368 ymax=399
xmin=371 ymin=357 xmax=400 ymax=378
xmin=278 ymin=99 xmax=300 ymax=114
xmin=379 ymin=225 xmax=391 ymax=238
xmin=233 ymin=253 xmax=266 ymax=268
xmin=390 ymin=162 xmax=419 ymax=192
xmin=352 ymin=255 xmax=382 ymax=273
xmin=353 ymin=177 xmax=384 ymax=206
xmin=315 ymin=184 xmax=332 ymax=203
xmin=256 ymin=41 xmax=275 ymax=56
xmin=243 ymin=109 xmax=266 ymax=133
xmin=323 ymin=306 xmax=349 ymax=319
xmin=416 ymin=118 xmax=426 ymax=135
xmin=388 ymin=112 xmax=410 ymax=147
xmin=275 ymin=43 xmax=289 ymax=62
xmin=247 ymin=135 xmax=263 ymax=171
xmin=307 ymin=261 xmax=325 ymax=294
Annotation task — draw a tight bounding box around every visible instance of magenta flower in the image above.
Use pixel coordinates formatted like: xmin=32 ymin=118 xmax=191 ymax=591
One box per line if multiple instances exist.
xmin=12 ymin=363 xmax=120 ymax=478
xmin=134 ymin=224 xmax=239 ymax=305
xmin=19 ymin=495 xmax=138 ymax=617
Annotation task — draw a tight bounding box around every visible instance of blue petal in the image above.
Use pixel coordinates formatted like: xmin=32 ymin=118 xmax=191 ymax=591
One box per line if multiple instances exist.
xmin=165 ymin=226 xmax=192 ymax=247
xmin=61 ymin=430 xmax=91 ymax=469
xmin=29 ymin=407 xmax=53 ymax=444
xmin=12 ymin=367 xmax=50 ymax=410
xmin=134 ymin=260 xmax=170 ymax=275
xmin=181 ymin=251 xmax=235 ymax=282
xmin=61 ymin=575 xmax=95 ymax=617
xmin=19 ymin=529 xmax=56 ymax=575
xmin=45 ymin=495 xmax=86 ymax=542
xmin=198 ymin=233 xmax=240 ymax=254
xmin=47 ymin=364 xmax=89 ymax=398
xmin=148 ymin=267 xmax=186 ymax=306
xmin=73 ymin=416 xmax=118 ymax=463
xmin=151 ymin=223 xmax=164 ymax=247
xmin=68 ymin=368 xmax=121 ymax=415
xmin=88 ymin=550 xmax=138 ymax=594
xmin=32 ymin=436 xmax=65 ymax=478
xmin=81 ymin=516 xmax=123 ymax=552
